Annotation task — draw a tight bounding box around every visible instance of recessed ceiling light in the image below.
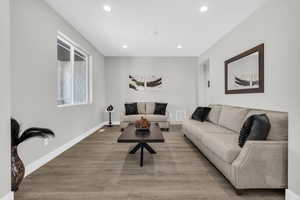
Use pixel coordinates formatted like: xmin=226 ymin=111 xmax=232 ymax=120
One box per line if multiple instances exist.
xmin=200 ymin=6 xmax=208 ymax=13
xmin=103 ymin=5 xmax=112 ymax=12
xmin=177 ymin=45 xmax=182 ymax=49
xmin=122 ymin=45 xmax=128 ymax=49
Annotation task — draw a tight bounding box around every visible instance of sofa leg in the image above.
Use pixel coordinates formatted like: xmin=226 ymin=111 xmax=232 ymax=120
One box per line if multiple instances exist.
xmin=234 ymin=189 xmax=244 ymax=195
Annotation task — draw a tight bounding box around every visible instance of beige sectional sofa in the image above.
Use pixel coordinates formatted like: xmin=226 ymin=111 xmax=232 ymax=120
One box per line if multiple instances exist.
xmin=120 ymin=102 xmax=170 ymax=131
xmin=182 ymin=104 xmax=288 ymax=192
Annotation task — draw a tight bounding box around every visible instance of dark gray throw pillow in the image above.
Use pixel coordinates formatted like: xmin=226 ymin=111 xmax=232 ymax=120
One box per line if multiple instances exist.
xmin=191 ymin=107 xmax=211 ymax=122
xmin=125 ymin=103 xmax=138 ymax=115
xmin=154 ymin=103 xmax=168 ymax=115
xmin=239 ymin=114 xmax=271 ymax=147
xmin=239 ymin=115 xmax=255 ymax=147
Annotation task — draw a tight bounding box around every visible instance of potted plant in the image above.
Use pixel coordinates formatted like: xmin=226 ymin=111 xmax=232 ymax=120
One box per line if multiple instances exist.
xmin=11 ymin=118 xmax=55 ymax=191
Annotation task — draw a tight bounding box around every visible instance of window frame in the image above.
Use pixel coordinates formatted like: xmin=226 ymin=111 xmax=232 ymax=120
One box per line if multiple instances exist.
xmin=57 ymin=31 xmax=93 ymax=108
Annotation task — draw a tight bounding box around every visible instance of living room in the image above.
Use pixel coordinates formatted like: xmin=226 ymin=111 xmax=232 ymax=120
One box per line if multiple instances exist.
xmin=1 ymin=0 xmax=300 ymax=200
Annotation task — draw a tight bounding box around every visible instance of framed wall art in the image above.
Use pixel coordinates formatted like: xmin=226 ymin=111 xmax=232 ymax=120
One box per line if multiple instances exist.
xmin=225 ymin=44 xmax=264 ymax=94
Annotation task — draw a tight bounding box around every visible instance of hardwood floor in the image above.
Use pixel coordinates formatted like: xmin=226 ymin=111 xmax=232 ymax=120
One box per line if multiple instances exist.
xmin=15 ymin=126 xmax=284 ymax=200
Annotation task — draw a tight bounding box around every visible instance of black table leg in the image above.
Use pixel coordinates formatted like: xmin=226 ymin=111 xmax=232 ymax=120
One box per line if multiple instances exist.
xmin=129 ymin=143 xmax=156 ymax=167
xmin=129 ymin=143 xmax=142 ymax=154
xmin=143 ymin=143 xmax=156 ymax=154
xmin=140 ymin=146 xmax=144 ymax=167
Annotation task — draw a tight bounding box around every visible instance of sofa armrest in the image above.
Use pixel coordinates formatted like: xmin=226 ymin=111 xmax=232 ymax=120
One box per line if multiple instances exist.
xmin=232 ymin=140 xmax=288 ymax=189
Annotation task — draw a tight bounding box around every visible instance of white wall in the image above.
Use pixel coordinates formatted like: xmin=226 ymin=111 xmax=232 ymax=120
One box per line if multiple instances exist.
xmin=0 ymin=0 xmax=11 ymax=198
xmin=198 ymin=0 xmax=300 ymax=196
xmin=11 ymin=0 xmax=106 ymax=167
xmin=105 ymin=57 xmax=198 ymax=122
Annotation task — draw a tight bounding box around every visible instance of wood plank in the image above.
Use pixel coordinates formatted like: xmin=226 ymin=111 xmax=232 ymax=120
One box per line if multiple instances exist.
xmin=15 ymin=126 xmax=284 ymax=200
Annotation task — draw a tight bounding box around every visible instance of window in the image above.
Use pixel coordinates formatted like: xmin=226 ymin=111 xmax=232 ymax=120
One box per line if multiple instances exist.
xmin=57 ymin=33 xmax=91 ymax=106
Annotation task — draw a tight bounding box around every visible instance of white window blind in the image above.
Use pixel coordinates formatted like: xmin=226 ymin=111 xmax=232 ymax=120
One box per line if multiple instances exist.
xmin=57 ymin=33 xmax=91 ymax=106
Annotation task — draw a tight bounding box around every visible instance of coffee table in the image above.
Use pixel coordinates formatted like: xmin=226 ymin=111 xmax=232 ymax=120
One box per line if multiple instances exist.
xmin=117 ymin=123 xmax=165 ymax=167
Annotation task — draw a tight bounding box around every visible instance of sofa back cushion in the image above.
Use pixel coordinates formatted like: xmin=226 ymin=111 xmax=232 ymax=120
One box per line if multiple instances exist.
xmin=218 ymin=105 xmax=249 ymax=133
xmin=239 ymin=114 xmax=271 ymax=147
xmin=244 ymin=109 xmax=288 ymax=141
xmin=145 ymin=102 xmax=155 ymax=114
xmin=207 ymin=105 xmax=222 ymax=124
xmin=125 ymin=103 xmax=138 ymax=115
xmin=154 ymin=103 xmax=168 ymax=115
xmin=191 ymin=107 xmax=211 ymax=122
xmin=137 ymin=102 xmax=146 ymax=114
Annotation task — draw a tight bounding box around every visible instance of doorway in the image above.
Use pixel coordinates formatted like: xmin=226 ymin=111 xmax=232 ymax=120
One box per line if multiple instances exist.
xmin=198 ymin=59 xmax=210 ymax=106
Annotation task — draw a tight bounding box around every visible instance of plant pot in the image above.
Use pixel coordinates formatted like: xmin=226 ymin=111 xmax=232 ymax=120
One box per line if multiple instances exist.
xmin=11 ymin=146 xmax=25 ymax=192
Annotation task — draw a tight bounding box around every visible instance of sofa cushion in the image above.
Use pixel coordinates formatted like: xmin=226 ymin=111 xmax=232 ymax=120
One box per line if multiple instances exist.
xmin=125 ymin=103 xmax=138 ymax=115
xmin=145 ymin=114 xmax=168 ymax=122
xmin=182 ymin=120 xmax=235 ymax=140
xmin=239 ymin=115 xmax=255 ymax=147
xmin=207 ymin=105 xmax=222 ymax=124
xmin=146 ymin=102 xmax=155 ymax=114
xmin=247 ymin=114 xmax=271 ymax=140
xmin=191 ymin=107 xmax=211 ymax=122
xmin=244 ymin=110 xmax=288 ymax=141
xmin=123 ymin=115 xmax=145 ymax=122
xmin=239 ymin=114 xmax=271 ymax=147
xmin=201 ymin=133 xmax=242 ymax=163
xmin=218 ymin=105 xmax=249 ymax=133
xmin=154 ymin=103 xmax=168 ymax=115
xmin=137 ymin=102 xmax=146 ymax=114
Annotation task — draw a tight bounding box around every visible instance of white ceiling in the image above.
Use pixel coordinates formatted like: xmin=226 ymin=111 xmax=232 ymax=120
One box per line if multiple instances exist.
xmin=45 ymin=0 xmax=269 ymax=57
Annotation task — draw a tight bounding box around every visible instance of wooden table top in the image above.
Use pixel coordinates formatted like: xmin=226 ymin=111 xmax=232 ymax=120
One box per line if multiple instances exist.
xmin=118 ymin=124 xmax=165 ymax=143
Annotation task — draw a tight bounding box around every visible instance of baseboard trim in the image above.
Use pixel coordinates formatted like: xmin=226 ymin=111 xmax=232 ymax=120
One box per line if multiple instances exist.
xmin=111 ymin=121 xmax=120 ymax=125
xmin=0 ymin=192 xmax=14 ymax=200
xmin=103 ymin=121 xmax=120 ymax=126
xmin=286 ymin=189 xmax=300 ymax=200
xmin=25 ymin=122 xmax=106 ymax=177
xmin=170 ymin=121 xmax=183 ymax=125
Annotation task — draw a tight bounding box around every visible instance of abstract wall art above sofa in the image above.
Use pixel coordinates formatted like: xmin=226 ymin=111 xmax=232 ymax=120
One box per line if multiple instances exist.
xmin=129 ymin=75 xmax=145 ymax=91
xmin=128 ymin=74 xmax=163 ymax=92
xmin=146 ymin=75 xmax=163 ymax=90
